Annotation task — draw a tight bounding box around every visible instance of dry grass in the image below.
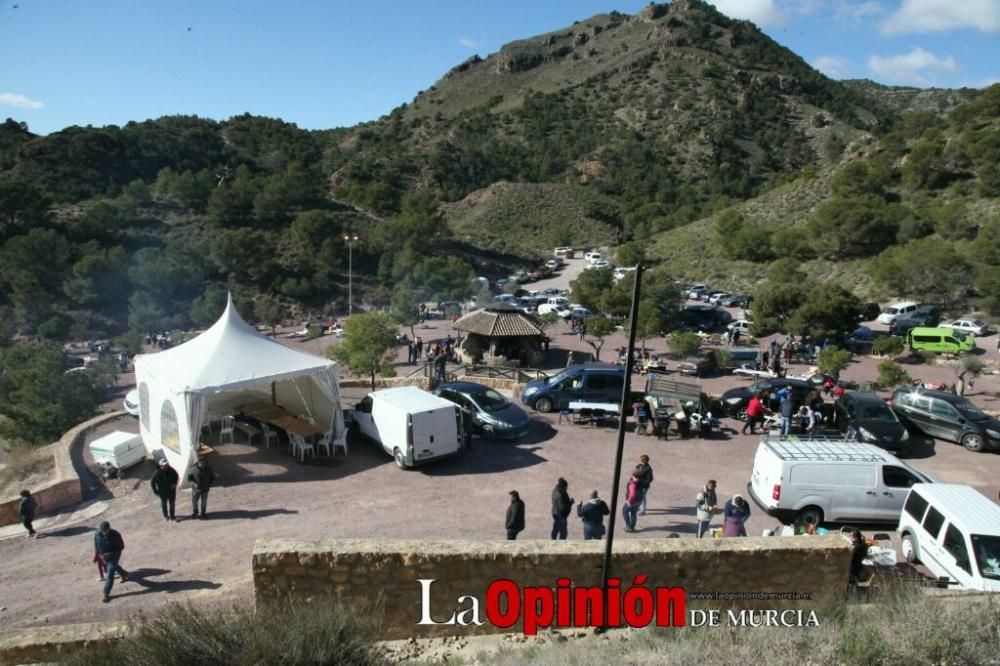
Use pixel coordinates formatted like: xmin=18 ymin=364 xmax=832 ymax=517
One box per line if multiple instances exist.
xmin=0 ymin=446 xmax=55 ymax=499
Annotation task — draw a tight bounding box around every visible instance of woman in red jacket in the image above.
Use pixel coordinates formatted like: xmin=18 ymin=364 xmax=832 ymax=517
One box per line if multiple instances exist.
xmin=742 ymin=392 xmax=767 ymax=435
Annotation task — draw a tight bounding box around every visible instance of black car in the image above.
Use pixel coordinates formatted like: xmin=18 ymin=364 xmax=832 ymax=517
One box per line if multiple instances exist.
xmin=678 ymin=304 xmax=733 ymax=333
xmin=721 ymin=378 xmax=814 ymax=420
xmin=834 ymin=392 xmax=910 ymax=455
xmin=889 ymin=305 xmax=941 ymax=335
xmin=890 ymin=386 xmax=1000 ymax=453
xmin=434 ymin=382 xmax=531 ymax=440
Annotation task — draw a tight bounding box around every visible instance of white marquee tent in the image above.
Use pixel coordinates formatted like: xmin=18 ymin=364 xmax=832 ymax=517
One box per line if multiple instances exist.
xmin=133 ymin=294 xmax=344 ymax=482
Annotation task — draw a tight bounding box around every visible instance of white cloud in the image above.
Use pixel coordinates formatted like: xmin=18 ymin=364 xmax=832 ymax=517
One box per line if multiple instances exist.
xmin=868 ymin=47 xmax=958 ymax=85
xmin=881 ymin=0 xmax=1000 ymax=34
xmin=0 ymin=92 xmax=43 ymax=109
xmin=710 ymin=0 xmax=789 ymax=28
xmin=835 ymin=1 xmax=884 ymax=21
xmin=813 ymin=55 xmax=851 ymax=78
xmin=457 ymin=37 xmax=478 ymax=48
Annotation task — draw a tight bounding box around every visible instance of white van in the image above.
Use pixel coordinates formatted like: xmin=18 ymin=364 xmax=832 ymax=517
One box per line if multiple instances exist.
xmin=898 ymin=483 xmax=1000 ymax=591
xmin=88 ymin=431 xmax=145 ymax=471
xmin=352 ymin=387 xmax=464 ymax=469
xmin=747 ymin=437 xmax=933 ymax=526
xmin=584 ymin=251 xmax=602 ymax=264
xmin=537 ymin=297 xmax=570 ymax=316
xmin=877 ymin=301 xmax=918 ymax=325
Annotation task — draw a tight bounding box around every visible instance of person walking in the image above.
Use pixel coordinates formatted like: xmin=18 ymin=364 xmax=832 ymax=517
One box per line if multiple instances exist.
xmin=695 ymin=480 xmax=718 ymax=538
xmin=95 ymin=521 xmax=129 ymax=602
xmin=634 ymin=455 xmax=653 ymax=515
xmin=550 ymin=478 xmax=574 ymax=540
xmin=742 ymin=393 xmax=766 ymax=435
xmin=622 ymin=473 xmax=643 ymax=532
xmin=722 ymin=495 xmax=751 ymax=537
xmin=151 ymin=459 xmax=179 ymax=522
xmin=577 ymin=491 xmax=610 ymax=540
xmin=505 ymin=490 xmax=525 ymax=540
xmin=187 ymin=456 xmax=216 ymax=519
xmin=18 ymin=490 xmax=38 ymax=538
xmin=433 ymin=352 xmax=447 ymax=383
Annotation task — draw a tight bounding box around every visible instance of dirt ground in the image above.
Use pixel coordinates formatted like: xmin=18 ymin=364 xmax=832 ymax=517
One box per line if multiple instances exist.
xmin=2 ymin=260 xmax=999 ymax=636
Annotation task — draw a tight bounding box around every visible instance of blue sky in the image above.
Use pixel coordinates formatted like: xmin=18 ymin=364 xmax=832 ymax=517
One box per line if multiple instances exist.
xmin=1 ymin=0 xmax=997 ymax=135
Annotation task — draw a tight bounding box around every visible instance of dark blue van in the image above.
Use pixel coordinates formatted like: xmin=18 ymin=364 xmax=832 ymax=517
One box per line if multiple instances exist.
xmin=520 ymin=363 xmax=626 ymax=413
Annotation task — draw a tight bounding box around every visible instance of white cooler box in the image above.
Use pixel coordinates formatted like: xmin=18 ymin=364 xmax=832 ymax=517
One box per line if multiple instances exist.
xmin=89 ymin=431 xmax=145 ymax=470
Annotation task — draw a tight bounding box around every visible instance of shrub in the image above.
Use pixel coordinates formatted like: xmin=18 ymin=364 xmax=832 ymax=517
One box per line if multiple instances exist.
xmin=666 ymin=331 xmax=701 ymax=358
xmin=817 ymin=346 xmax=852 ymax=378
xmin=878 ymin=360 xmax=912 ymax=388
xmin=65 ymin=602 xmax=384 ymax=666
xmin=872 ymin=336 xmax=904 ymax=357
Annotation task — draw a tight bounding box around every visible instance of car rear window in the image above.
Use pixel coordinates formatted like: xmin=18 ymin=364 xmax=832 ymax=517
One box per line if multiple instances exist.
xmin=904 ymin=491 xmax=929 ymax=521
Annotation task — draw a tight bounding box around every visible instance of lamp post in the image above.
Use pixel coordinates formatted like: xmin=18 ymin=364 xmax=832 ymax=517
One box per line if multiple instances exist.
xmin=343 ymin=234 xmax=359 ymax=315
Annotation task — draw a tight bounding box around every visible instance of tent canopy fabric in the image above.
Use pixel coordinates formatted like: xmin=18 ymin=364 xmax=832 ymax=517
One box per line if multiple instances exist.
xmin=136 ymin=295 xmax=335 ymax=392
xmin=133 ymin=294 xmax=343 ymax=484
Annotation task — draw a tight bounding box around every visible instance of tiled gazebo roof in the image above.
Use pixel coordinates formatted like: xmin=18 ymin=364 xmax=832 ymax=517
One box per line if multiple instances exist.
xmin=454 ymin=306 xmax=544 ymax=337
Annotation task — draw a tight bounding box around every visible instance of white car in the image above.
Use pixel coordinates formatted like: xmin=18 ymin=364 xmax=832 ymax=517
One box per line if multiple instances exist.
xmin=940 ymin=319 xmax=992 ymax=337
xmin=584 ymin=251 xmax=603 ymax=264
xmin=585 ymin=259 xmax=610 ymax=270
xmin=876 ymin=302 xmax=918 ymax=325
xmin=613 ymin=267 xmax=637 ymax=281
xmin=553 ymin=246 xmax=573 ymax=257
xmin=544 ymin=259 xmax=561 ymax=270
xmin=708 ymin=292 xmax=730 ymax=305
xmin=123 ymin=389 xmax=140 ymax=417
xmin=727 ymin=320 xmax=752 ymax=335
xmin=566 ymin=306 xmax=592 ymax=321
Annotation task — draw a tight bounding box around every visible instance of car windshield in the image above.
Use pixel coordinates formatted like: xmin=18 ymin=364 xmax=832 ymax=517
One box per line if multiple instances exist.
xmin=469 ymin=388 xmax=510 ymax=413
xmin=972 ymin=535 xmax=1000 ymax=581
xmin=858 ymin=403 xmax=897 ymax=422
xmin=972 ymin=319 xmax=986 ymax=327
xmin=546 ymin=369 xmax=571 ymax=385
xmin=956 ymin=401 xmax=989 ymax=421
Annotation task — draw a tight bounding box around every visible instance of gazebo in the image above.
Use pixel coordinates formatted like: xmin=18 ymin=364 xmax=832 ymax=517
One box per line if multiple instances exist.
xmin=453 ymin=305 xmax=545 ymax=367
xmin=133 ymin=294 xmax=344 ymax=483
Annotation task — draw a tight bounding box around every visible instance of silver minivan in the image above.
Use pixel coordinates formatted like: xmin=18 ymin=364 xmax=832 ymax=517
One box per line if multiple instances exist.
xmin=747 ymin=437 xmax=934 ymax=526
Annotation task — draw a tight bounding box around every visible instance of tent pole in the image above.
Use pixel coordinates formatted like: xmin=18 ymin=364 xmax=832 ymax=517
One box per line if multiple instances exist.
xmin=271 ymin=381 xmax=276 ymax=404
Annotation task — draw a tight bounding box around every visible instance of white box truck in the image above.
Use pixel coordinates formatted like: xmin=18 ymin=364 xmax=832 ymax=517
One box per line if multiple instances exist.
xmin=351 ymin=386 xmax=464 ymax=469
xmin=88 ymin=431 xmax=145 ymax=471
xmin=747 ymin=436 xmax=933 ymax=527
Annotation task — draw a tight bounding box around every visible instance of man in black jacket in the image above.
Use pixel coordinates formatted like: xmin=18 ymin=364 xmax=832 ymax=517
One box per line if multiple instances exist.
xmin=634 ymin=455 xmax=653 ymax=515
xmin=577 ymin=490 xmax=610 ymax=540
xmin=95 ymin=521 xmax=128 ymax=602
xmin=550 ymin=478 xmax=574 ymax=540
xmin=151 ymin=459 xmax=179 ymax=521
xmin=505 ymin=490 xmax=525 ymax=540
xmin=187 ymin=457 xmax=216 ymax=519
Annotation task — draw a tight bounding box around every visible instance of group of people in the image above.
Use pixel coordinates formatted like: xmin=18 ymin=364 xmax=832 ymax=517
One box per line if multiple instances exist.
xmin=741 ymin=386 xmax=826 ymax=437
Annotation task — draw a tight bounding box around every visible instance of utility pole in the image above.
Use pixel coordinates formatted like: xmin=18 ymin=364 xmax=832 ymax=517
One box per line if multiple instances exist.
xmin=343 ymin=234 xmax=359 ymax=314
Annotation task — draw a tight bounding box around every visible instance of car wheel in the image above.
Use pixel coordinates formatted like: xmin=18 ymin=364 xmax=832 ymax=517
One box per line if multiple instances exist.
xmin=735 ymin=406 xmax=748 ymax=422
xmin=393 ymin=448 xmax=407 ymax=469
xmin=961 ymin=433 xmax=986 ymax=453
xmin=535 ymin=397 xmax=554 ymax=413
xmin=901 ymin=533 xmax=919 ymax=564
xmin=796 ymin=506 xmax=824 ymax=527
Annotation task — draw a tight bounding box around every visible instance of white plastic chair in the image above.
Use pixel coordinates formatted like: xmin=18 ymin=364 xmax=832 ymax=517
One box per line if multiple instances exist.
xmin=261 ymin=423 xmax=279 ymax=449
xmin=332 ymin=431 xmax=348 ymax=457
xmin=292 ymin=433 xmax=314 ymax=462
xmin=315 ymin=431 xmax=332 ymax=457
xmin=220 ymin=416 xmax=235 ymax=444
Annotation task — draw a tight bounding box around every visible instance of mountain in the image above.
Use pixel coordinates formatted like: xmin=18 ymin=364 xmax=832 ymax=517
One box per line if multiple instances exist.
xmin=0 ymin=0 xmax=995 ymax=344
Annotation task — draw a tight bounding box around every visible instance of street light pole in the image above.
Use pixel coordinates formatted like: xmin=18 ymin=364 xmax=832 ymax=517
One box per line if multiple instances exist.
xmin=343 ymin=234 xmax=359 ymax=315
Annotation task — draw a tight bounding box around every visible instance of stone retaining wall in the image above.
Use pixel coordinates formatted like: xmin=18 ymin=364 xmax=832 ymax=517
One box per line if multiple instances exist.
xmin=253 ymin=537 xmax=852 ymax=639
xmin=0 ymin=411 xmax=125 ymax=527
xmin=0 ymin=621 xmax=129 ymax=665
xmin=340 ymin=376 xmax=524 ymax=395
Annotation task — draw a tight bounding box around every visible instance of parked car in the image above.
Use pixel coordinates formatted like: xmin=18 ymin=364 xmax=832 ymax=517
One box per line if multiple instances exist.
xmin=834 ymin=392 xmax=910 ymax=455
xmin=719 ymin=294 xmax=749 ymax=308
xmin=678 ymin=303 xmax=733 ymax=332
xmin=352 ymin=387 xmax=465 ymax=468
xmin=521 ymin=363 xmax=625 ymax=413
xmin=747 ymin=437 xmax=933 ymax=526
xmin=707 ymin=292 xmax=730 ymax=305
xmin=940 ymin=318 xmax=993 ymax=337
xmin=531 ymin=266 xmax=553 ymax=280
xmin=877 ymin=301 xmax=919 ymax=325
xmin=434 ymin=382 xmax=531 ymax=440
xmin=906 ymin=327 xmax=975 ymax=355
xmin=554 ymin=246 xmax=574 ymax=257
xmin=686 ymin=284 xmax=709 ymax=300
xmin=584 ymin=251 xmax=603 ymax=264
xmin=585 ymin=259 xmax=610 ymax=270
xmin=890 ymin=305 xmax=942 ymax=335
xmin=564 ymin=306 xmax=592 ymax=321
xmin=890 ymin=386 xmax=1000 ymax=453
xmin=898 ymin=484 xmax=1000 ymax=591
xmin=544 ymin=259 xmax=561 ymax=271
xmin=123 ymin=389 xmax=140 ymax=417
xmin=721 ymin=378 xmax=814 ymax=420
xmin=726 ymin=319 xmax=752 ymax=335
xmin=613 ymin=267 xmax=636 ymax=281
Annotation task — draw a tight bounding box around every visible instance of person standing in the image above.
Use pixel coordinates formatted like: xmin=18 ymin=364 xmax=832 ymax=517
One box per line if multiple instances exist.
xmin=849 ymin=528 xmax=869 ymax=583
xmin=95 ymin=521 xmax=129 ymax=602
xmin=577 ymin=491 xmax=610 ymax=540
xmin=415 ymin=337 xmax=424 ymax=361
xmin=18 ymin=490 xmax=38 ymax=539
xmin=722 ymin=495 xmax=751 ymax=537
xmin=187 ymin=456 xmax=216 ymax=519
xmin=634 ymin=455 xmax=653 ymax=516
xmin=695 ymin=480 xmax=718 ymax=538
xmin=151 ymin=459 xmax=179 ymax=522
xmin=550 ymin=478 xmax=574 ymax=540
xmin=506 ymin=490 xmax=525 ymax=540
xmin=433 ymin=352 xmax=447 ymax=383
xmin=742 ymin=393 xmax=766 ymax=435
xmin=780 ymin=392 xmax=795 ymax=437
xmin=622 ymin=473 xmax=643 ymax=532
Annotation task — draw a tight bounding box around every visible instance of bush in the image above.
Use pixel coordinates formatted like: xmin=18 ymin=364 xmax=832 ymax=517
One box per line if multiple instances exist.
xmin=878 ymin=360 xmax=912 ymax=388
xmin=65 ymin=602 xmax=384 ymax=666
xmin=872 ymin=336 xmax=904 ymax=357
xmin=666 ymin=331 xmax=701 ymax=358
xmin=817 ymin=346 xmax=852 ymax=377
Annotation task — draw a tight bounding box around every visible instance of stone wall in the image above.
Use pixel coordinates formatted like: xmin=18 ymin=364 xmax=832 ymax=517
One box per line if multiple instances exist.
xmin=0 ymin=621 xmax=129 ymax=665
xmin=253 ymin=537 xmax=852 ymax=639
xmin=340 ymin=376 xmax=524 ymax=395
xmin=0 ymin=411 xmax=125 ymax=527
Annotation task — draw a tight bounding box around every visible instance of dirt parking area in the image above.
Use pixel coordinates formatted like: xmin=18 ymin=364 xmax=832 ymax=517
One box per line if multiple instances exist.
xmin=3 ymin=290 xmax=999 ymax=631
